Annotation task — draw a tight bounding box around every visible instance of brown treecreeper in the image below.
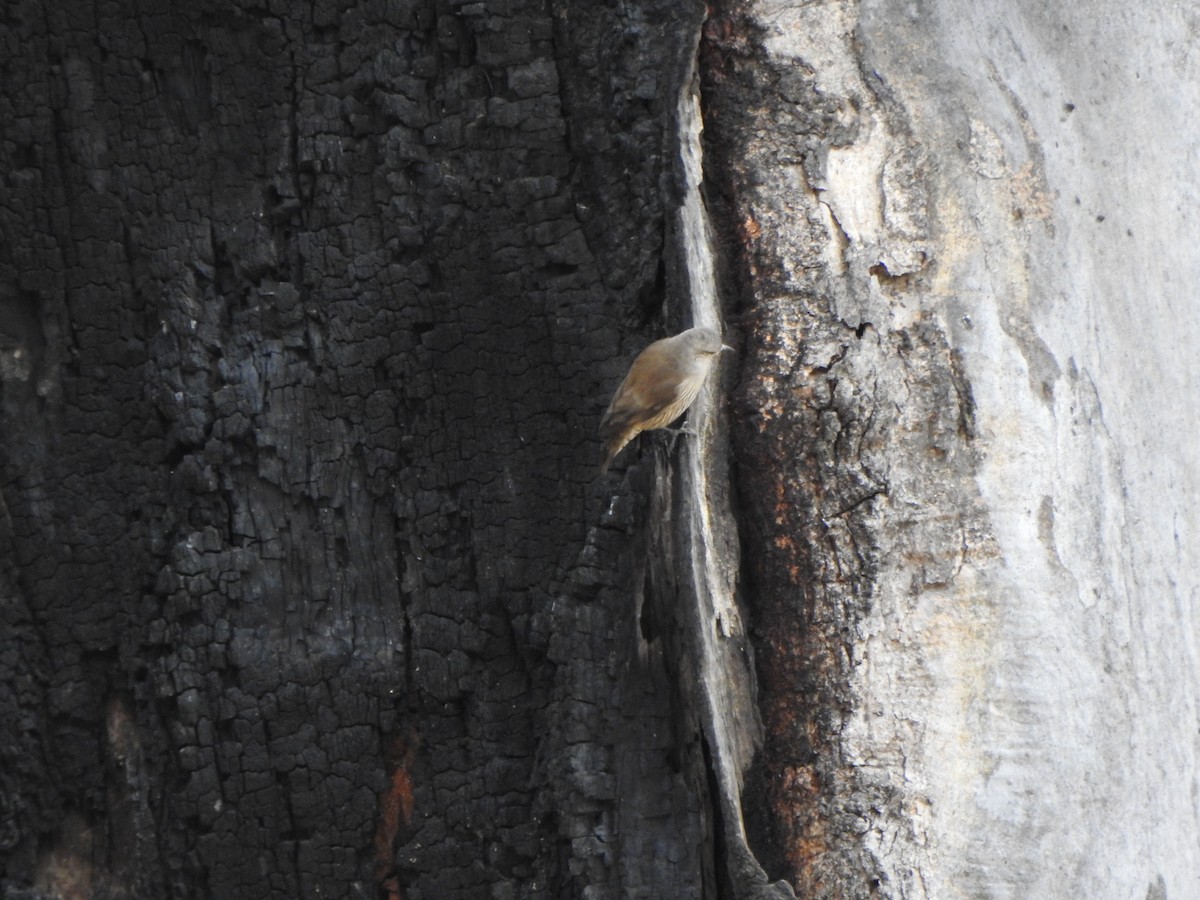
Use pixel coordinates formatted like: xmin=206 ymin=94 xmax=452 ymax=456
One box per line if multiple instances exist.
xmin=599 ymin=326 xmax=732 ymax=473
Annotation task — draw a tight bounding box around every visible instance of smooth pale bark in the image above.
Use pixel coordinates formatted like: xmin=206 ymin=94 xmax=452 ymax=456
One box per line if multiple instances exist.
xmin=707 ymin=0 xmax=1200 ymax=896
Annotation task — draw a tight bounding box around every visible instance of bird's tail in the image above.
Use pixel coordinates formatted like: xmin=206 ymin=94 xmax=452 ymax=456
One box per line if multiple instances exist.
xmin=599 ymin=434 xmax=627 ymax=474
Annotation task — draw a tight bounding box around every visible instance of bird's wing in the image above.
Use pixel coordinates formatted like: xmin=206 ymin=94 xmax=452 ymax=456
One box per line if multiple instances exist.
xmin=598 ymin=344 xmax=689 ymax=441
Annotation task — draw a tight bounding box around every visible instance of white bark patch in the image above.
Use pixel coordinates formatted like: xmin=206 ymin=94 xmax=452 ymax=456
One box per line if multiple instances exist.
xmin=840 ymin=0 xmax=1200 ymax=896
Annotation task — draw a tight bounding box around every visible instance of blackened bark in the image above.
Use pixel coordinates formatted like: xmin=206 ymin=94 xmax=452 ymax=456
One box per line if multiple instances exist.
xmin=0 ymin=1 xmax=753 ymax=898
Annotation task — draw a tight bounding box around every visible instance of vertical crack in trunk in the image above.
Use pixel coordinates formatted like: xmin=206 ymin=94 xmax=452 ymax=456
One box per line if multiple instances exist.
xmin=670 ymin=26 xmax=796 ymax=900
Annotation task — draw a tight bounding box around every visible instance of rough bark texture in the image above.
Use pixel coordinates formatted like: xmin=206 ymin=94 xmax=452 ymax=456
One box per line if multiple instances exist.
xmin=704 ymin=0 xmax=1200 ymax=897
xmin=0 ymin=1 xmax=746 ymax=898
xmin=5 ymin=0 xmax=1199 ymax=898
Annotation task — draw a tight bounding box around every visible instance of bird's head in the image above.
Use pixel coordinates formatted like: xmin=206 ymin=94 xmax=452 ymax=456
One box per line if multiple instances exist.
xmin=685 ymin=326 xmax=733 ymax=357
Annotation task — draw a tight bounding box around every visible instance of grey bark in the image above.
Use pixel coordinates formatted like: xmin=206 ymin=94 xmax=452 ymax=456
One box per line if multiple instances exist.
xmin=703 ymin=0 xmax=1200 ymax=897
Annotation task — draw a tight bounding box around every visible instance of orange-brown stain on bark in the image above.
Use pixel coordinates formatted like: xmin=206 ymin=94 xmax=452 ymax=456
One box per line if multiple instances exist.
xmin=374 ymin=733 xmax=418 ymax=899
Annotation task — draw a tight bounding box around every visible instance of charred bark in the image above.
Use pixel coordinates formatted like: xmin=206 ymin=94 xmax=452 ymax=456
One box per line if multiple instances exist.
xmin=0 ymin=1 xmax=752 ymax=897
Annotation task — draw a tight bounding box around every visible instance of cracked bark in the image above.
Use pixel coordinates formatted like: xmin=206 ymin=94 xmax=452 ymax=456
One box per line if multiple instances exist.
xmin=4 ymin=1 xmax=1200 ymax=899
xmin=0 ymin=1 xmax=722 ymax=897
xmin=702 ymin=1 xmax=1200 ymax=897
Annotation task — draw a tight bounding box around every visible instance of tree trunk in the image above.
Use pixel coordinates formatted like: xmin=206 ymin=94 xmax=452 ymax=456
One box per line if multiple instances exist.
xmin=704 ymin=0 xmax=1200 ymax=897
xmin=0 ymin=1 xmax=732 ymax=897
xmin=2 ymin=1 xmax=1197 ymax=899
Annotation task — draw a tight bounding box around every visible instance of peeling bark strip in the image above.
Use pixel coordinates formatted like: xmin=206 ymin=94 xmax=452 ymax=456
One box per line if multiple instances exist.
xmin=662 ymin=24 xmax=796 ymax=900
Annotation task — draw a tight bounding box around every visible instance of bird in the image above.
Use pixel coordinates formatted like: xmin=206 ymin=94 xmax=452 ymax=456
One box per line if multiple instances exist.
xmin=598 ymin=325 xmax=732 ymax=473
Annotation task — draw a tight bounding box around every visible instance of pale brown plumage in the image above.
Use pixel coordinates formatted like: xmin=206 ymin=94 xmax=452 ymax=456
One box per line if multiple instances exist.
xmin=598 ymin=326 xmax=731 ymax=473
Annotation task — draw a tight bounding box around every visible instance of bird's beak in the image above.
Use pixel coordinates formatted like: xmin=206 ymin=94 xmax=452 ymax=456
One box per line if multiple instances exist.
xmin=721 ymin=344 xmax=734 ymax=353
